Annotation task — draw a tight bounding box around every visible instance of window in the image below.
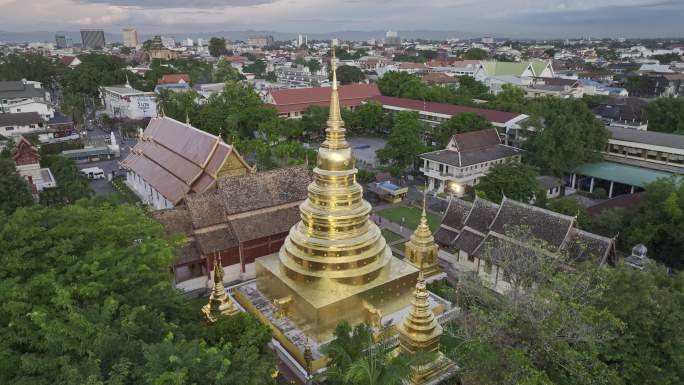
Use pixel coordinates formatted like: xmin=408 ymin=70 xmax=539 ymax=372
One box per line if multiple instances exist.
xmin=502 ymin=270 xmax=511 ymax=283
xmin=484 ymin=260 xmax=492 ymax=274
xmin=467 ymin=254 xmax=475 ymax=263
xmin=5 ymin=126 xmax=14 ymax=131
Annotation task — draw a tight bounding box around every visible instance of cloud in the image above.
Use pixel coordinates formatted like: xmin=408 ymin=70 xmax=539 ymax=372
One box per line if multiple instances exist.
xmin=75 ymin=0 xmax=274 ymax=8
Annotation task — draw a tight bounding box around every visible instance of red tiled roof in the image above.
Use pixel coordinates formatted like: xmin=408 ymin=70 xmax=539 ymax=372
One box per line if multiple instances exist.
xmin=120 ymin=117 xmax=249 ymax=205
xmin=60 ymin=56 xmax=77 ymax=66
xmin=398 ymin=62 xmax=427 ymax=69
xmin=158 ymin=74 xmax=191 ymax=84
xmin=267 ymin=83 xmax=380 ymax=114
xmin=450 ymin=128 xmax=501 ymax=152
xmin=369 ymin=95 xmax=522 ymax=124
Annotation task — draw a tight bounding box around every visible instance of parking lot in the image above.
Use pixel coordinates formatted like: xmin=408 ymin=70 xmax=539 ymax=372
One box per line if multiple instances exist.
xmin=77 ymin=125 xmax=135 ymax=196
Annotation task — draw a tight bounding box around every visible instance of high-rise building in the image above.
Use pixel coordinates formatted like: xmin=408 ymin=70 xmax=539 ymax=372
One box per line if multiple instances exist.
xmin=297 ymin=33 xmax=307 ymax=47
xmin=80 ymin=29 xmax=105 ymax=50
xmin=385 ymin=30 xmax=401 ymax=46
xmin=55 ymin=35 xmax=66 ymax=49
xmin=247 ymin=35 xmax=274 ymax=47
xmin=122 ymin=28 xmax=138 ymax=48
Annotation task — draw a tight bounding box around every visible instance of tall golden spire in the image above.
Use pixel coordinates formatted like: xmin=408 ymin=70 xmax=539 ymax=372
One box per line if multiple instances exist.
xmin=405 ymin=192 xmax=441 ymax=278
xmin=202 ymin=255 xmax=239 ymax=322
xmin=323 ymin=40 xmax=346 ymax=150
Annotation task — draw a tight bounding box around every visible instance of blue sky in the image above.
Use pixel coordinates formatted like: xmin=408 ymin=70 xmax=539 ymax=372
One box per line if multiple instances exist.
xmin=0 ymin=0 xmax=682 ymax=37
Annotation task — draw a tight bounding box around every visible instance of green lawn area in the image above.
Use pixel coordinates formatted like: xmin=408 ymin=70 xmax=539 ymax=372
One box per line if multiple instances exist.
xmin=381 ymin=229 xmax=404 ymax=243
xmin=377 ymin=206 xmax=441 ymax=231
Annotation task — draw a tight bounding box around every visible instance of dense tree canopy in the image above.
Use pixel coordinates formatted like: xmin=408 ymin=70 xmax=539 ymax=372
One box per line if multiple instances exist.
xmin=376 ymin=111 xmax=427 ymax=177
xmin=476 ymin=162 xmax=540 ymax=203
xmin=434 ymin=112 xmax=492 ymax=147
xmin=208 ymin=37 xmax=227 ymax=57
xmin=644 ymin=97 xmax=684 ymax=135
xmin=378 ymin=72 xmax=491 ymax=104
xmin=332 ymin=65 xmax=365 ymax=85
xmin=0 ymin=201 xmax=276 ymax=385
xmin=463 ymin=48 xmax=489 ymax=60
xmin=0 ymin=52 xmax=65 ymax=86
xmin=0 ymin=157 xmax=34 ymax=215
xmin=524 ymin=97 xmax=610 ymax=176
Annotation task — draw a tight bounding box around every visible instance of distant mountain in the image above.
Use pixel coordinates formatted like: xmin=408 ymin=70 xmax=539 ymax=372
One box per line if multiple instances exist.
xmin=0 ymin=29 xmax=487 ymax=44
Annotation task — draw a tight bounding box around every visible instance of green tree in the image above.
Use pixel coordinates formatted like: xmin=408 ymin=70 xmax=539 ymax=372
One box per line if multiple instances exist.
xmin=450 ymin=235 xmax=623 ymax=385
xmin=354 ymin=102 xmax=384 ymax=134
xmin=599 ymin=264 xmax=684 ymax=385
xmin=623 ymin=176 xmax=684 ymax=269
xmin=39 ymin=155 xmax=92 ymax=205
xmin=243 ymin=59 xmax=267 ymax=78
xmin=208 ymin=37 xmax=227 ymax=57
xmin=455 ymin=75 xmax=491 ymax=100
xmin=214 ymin=58 xmax=245 ymax=82
xmin=332 ymin=65 xmax=365 ymax=85
xmin=377 ymin=71 xmax=426 ymax=99
xmin=643 ymin=97 xmax=684 ymax=135
xmin=306 ymin=59 xmax=321 ymax=74
xmin=0 ymin=201 xmax=275 ymax=385
xmin=494 ymin=83 xmax=527 ymax=112
xmin=0 ymin=157 xmax=34 ymax=215
xmin=376 ymin=111 xmax=427 ymax=177
xmin=301 ymin=105 xmax=329 ymax=139
xmin=463 ymin=48 xmax=489 ymax=60
xmin=0 ymin=52 xmax=65 ymax=87
xmin=434 ymin=113 xmax=492 ymax=147
xmin=524 ymin=97 xmax=610 ymax=176
xmin=548 ymin=197 xmax=589 ymax=227
xmin=476 ymin=162 xmax=540 ymax=203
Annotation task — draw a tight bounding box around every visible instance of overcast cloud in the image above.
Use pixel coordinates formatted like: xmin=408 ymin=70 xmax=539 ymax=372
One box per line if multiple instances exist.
xmin=0 ymin=0 xmax=681 ymax=37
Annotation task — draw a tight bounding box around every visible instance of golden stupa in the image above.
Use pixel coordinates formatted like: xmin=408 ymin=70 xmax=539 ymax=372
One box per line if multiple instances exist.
xmin=404 ymin=194 xmax=442 ymax=279
xmin=202 ymin=256 xmax=239 ymax=322
xmin=242 ymin=44 xmax=419 ymax=342
xmin=396 ymin=270 xmax=456 ymax=385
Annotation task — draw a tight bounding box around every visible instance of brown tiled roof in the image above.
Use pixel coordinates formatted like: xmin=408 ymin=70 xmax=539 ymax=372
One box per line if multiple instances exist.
xmin=151 ymin=208 xmax=193 ymax=234
xmin=441 ymin=198 xmax=473 ymax=230
xmin=586 ymin=192 xmax=644 ymax=217
xmin=450 ymin=128 xmax=501 ymax=152
xmin=0 ymin=112 xmax=43 ymax=127
xmin=217 ymin=166 xmax=311 ymax=215
xmin=563 ymin=228 xmax=613 ymax=263
xmin=195 ymin=227 xmax=239 ymax=255
xmin=434 ymin=227 xmax=459 ymax=247
xmin=489 ymin=197 xmax=574 ymax=250
xmin=463 ymin=197 xmax=500 ymax=234
xmin=369 ymin=96 xmax=522 ymax=124
xmin=230 ymin=205 xmax=300 ymax=242
xmin=185 ymin=191 xmax=226 ymax=228
xmin=420 ymin=145 xmax=521 ymax=167
xmin=473 ymin=232 xmax=543 ymax=265
xmin=158 ymin=73 xmax=191 ymax=84
xmin=120 ymin=117 xmax=248 ymax=205
xmin=268 ymin=83 xmax=380 ymax=114
xmin=452 ymin=227 xmax=484 ymax=255
xmin=175 ymin=240 xmax=203 ymax=265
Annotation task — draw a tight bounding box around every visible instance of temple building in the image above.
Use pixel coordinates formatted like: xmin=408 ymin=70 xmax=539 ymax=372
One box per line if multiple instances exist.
xmin=404 ymin=196 xmax=444 ymax=280
xmin=234 ymin=47 xmax=429 ymax=373
xmin=12 ymin=136 xmax=57 ymax=199
xmin=396 ymin=271 xmax=456 ymax=385
xmin=121 ymin=116 xmax=251 ymax=210
xmin=434 ymin=196 xmax=616 ymax=294
xmin=152 ymin=166 xmax=311 ymax=293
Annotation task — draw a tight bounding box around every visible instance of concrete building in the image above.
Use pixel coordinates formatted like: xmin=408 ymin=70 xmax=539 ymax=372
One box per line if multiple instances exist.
xmin=385 ymin=30 xmax=401 ymax=46
xmin=275 ymin=66 xmax=329 ymax=88
xmin=100 ymin=81 xmax=157 ymax=120
xmin=0 ymin=80 xmax=51 ymax=117
xmin=0 ymin=112 xmax=45 ymax=137
xmin=55 ymin=35 xmax=67 ymax=49
xmin=120 ymin=116 xmax=252 ymax=210
xmin=80 ymin=29 xmax=105 ymax=50
xmin=419 ymin=129 xmax=522 ymax=196
xmin=122 ymin=28 xmax=139 ymax=48
xmin=247 ymin=35 xmax=274 ymax=47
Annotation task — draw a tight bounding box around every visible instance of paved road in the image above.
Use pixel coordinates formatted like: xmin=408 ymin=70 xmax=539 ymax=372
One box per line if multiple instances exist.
xmin=77 ymin=125 xmax=136 ymax=196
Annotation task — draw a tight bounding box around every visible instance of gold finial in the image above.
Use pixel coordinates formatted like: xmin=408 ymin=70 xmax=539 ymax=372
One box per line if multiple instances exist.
xmin=422 ymin=185 xmax=428 ymax=217
xmin=202 ymin=254 xmax=239 ymax=322
xmin=322 ymin=38 xmax=346 ymax=150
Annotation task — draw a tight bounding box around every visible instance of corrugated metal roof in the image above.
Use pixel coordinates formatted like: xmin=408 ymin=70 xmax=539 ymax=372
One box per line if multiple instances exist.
xmin=574 ymin=162 xmax=680 ymax=188
xmin=608 ymin=126 xmax=684 ymax=150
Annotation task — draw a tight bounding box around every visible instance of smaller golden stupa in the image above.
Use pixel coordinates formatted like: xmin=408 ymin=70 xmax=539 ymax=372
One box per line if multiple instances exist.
xmin=405 ymin=194 xmax=442 ymax=279
xmin=202 ymin=256 xmax=239 ymax=322
xmin=396 ymin=269 xmax=456 ymax=385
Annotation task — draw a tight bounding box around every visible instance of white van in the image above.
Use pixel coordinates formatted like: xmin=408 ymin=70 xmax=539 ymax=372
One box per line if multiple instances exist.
xmin=80 ymin=167 xmax=105 ymax=180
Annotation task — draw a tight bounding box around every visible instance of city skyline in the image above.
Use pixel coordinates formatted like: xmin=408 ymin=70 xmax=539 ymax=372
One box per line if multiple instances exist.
xmin=0 ymin=0 xmax=682 ymax=38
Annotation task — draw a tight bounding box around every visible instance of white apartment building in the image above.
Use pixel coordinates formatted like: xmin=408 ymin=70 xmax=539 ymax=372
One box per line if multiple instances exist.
xmin=100 ymin=82 xmax=157 ymax=120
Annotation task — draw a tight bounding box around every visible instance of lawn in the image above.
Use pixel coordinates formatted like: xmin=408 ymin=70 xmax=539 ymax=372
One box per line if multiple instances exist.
xmin=377 ymin=206 xmax=441 ymax=231
xmin=381 ymin=229 xmax=404 ymax=243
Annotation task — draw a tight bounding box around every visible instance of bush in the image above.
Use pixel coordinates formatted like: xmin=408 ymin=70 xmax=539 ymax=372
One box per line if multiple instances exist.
xmin=357 ymin=169 xmax=377 ymax=183
xmin=592 ymin=187 xmax=608 ymax=199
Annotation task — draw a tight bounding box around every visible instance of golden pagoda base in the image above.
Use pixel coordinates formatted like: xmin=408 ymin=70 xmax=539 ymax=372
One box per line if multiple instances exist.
xmin=252 ymin=252 xmax=420 ymax=342
xmin=406 ymin=351 xmax=458 ymax=385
